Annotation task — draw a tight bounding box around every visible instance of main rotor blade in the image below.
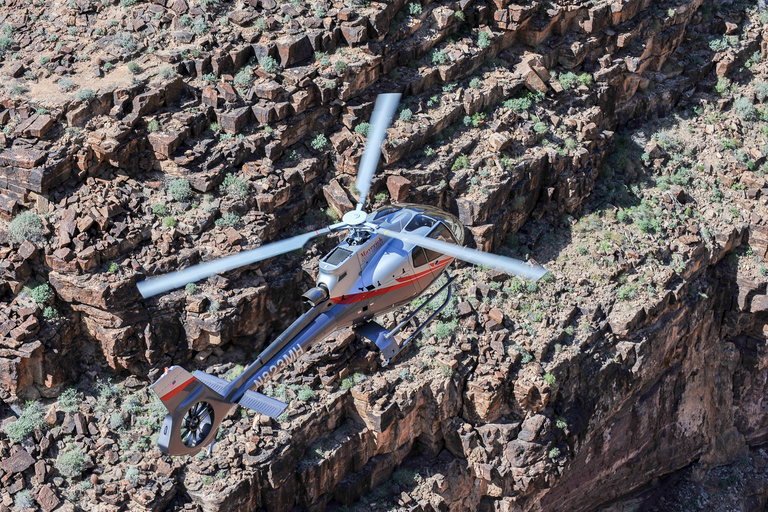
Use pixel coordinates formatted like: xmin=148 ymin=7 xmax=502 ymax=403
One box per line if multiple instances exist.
xmin=355 ymin=93 xmax=401 ymax=211
xmin=137 ymin=223 xmax=346 ymax=298
xmin=373 ymin=227 xmax=548 ymax=281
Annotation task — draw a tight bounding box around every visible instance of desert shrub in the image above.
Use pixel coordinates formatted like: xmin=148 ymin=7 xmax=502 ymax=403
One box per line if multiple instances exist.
xmin=113 ymin=32 xmax=136 ymax=51
xmin=163 ymin=216 xmax=177 ymax=227
xmin=297 ymin=386 xmax=315 ymax=402
xmin=469 ymin=77 xmax=481 ymax=89
xmin=14 ymin=490 xmax=33 ymax=508
xmin=58 ymin=77 xmax=76 ymax=92
xmin=451 ymin=154 xmax=469 ymax=171
xmin=533 ymin=121 xmax=547 ymax=134
xmin=578 ymin=73 xmax=593 ymax=86
xmin=215 ymin=212 xmax=240 ymax=227
xmin=431 ymin=49 xmax=447 ymax=65
xmin=434 ymin=319 xmax=457 ymax=338
xmin=125 ymin=466 xmax=139 ymax=484
xmin=559 ymin=71 xmax=578 ymax=89
xmin=756 ymin=81 xmax=768 ymax=102
xmin=4 ymin=401 xmax=46 ymax=442
xmin=147 ymin=119 xmax=160 ymax=132
xmin=76 ymin=88 xmax=95 ymax=101
xmin=408 ymin=2 xmax=421 ymax=15
xmin=43 ymin=306 xmax=58 ymax=319
xmin=109 ymin=412 xmax=123 ymax=429
xmin=734 ymin=97 xmax=757 ymax=120
xmin=59 ymin=388 xmax=79 ymax=413
xmin=548 ymin=447 xmax=561 ymax=459
xmin=128 ymin=61 xmax=140 ymax=74
xmin=9 ymin=211 xmax=44 ymax=244
xmin=477 ymin=31 xmax=491 ymax=49
xmin=399 ymin=108 xmax=413 ymax=121
xmin=30 ymin=283 xmax=54 ymax=304
xmin=185 ymin=283 xmax=197 ymax=294
xmin=158 ymin=66 xmax=176 ymax=79
xmin=56 ymin=447 xmax=86 ymax=478
xmin=0 ymin=36 xmax=12 ymax=54
xmin=259 ymin=56 xmax=278 ymax=73
xmin=219 ymin=174 xmax=249 ymax=198
xmin=152 ymin=203 xmax=167 ymax=216
xmin=505 ymin=96 xmax=531 ymax=112
xmin=233 ymin=66 xmax=252 ymax=87
xmin=168 ymin=179 xmax=192 ymax=202
xmin=355 ymin=122 xmax=370 ymax=136
xmin=191 ymin=18 xmax=208 ymax=35
xmin=334 ymin=60 xmax=348 ymax=73
xmin=311 ymin=134 xmax=328 ymax=150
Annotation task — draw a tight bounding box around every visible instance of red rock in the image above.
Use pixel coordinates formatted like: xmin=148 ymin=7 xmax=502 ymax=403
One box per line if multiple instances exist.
xmin=0 ymin=147 xmax=47 ymax=168
xmin=1 ymin=450 xmax=34 ymax=473
xmin=322 ymin=179 xmax=354 ymax=217
xmin=252 ymin=80 xmax=282 ymax=100
xmin=53 ymin=247 xmax=75 ymax=261
xmin=202 ymin=86 xmax=219 ymax=108
xmin=218 ymin=106 xmax=251 ymax=134
xmin=341 ymin=24 xmax=367 ymax=45
xmin=6 ymin=62 xmax=24 ymax=78
xmin=489 ymin=308 xmax=504 ymax=324
xmin=36 ymin=485 xmax=61 ymax=512
xmin=224 ymin=227 xmax=243 ymax=245
xmin=18 ymin=240 xmax=38 ymax=260
xmin=386 ymin=175 xmax=411 ymax=202
xmin=148 ymin=128 xmax=188 ymax=158
xmin=276 ymin=34 xmax=312 ymax=67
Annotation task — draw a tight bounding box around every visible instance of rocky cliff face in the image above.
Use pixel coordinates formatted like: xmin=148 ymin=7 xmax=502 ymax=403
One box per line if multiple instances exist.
xmin=1 ymin=0 xmax=767 ymax=510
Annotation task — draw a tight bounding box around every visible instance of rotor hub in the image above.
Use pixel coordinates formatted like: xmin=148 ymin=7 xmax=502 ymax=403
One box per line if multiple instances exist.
xmin=342 ymin=210 xmax=367 ymax=226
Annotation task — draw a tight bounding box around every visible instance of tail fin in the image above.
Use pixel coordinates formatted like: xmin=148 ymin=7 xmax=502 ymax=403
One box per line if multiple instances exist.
xmin=150 ymin=366 xmax=234 ymax=456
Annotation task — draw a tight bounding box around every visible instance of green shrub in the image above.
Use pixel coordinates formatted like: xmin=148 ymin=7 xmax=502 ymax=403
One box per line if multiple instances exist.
xmin=558 ymin=71 xmax=578 ymax=89
xmin=152 ymin=203 xmax=167 ymax=216
xmin=219 ymin=173 xmax=249 ymax=198
xmin=434 ymin=319 xmax=457 ymax=338
xmin=533 ymin=121 xmax=547 ymax=134
xmin=9 ymin=211 xmax=44 ymax=244
xmin=505 ymin=96 xmax=532 ymax=112
xmin=43 ymin=306 xmax=58 ymax=319
xmin=469 ymin=77 xmax=481 ymax=89
xmin=125 ymin=466 xmax=139 ymax=484
xmin=756 ymin=81 xmax=768 ymax=102
xmin=185 ymin=283 xmax=197 ymax=294
xmin=59 ymin=388 xmax=79 ymax=413
xmin=734 ymin=97 xmax=757 ymax=121
xmin=56 ymin=447 xmax=86 ymax=478
xmin=109 ymin=412 xmax=123 ymax=429
xmin=77 ymin=88 xmax=95 ymax=101
xmin=355 ymin=122 xmax=370 ymax=136
xmin=526 ymin=281 xmax=538 ymax=293
xmin=311 ymin=134 xmax=328 ymax=150
xmin=408 ymin=2 xmax=421 ymax=15
xmin=163 ymin=216 xmax=177 ymax=227
xmin=4 ymin=401 xmax=46 ymax=442
xmin=168 ymin=179 xmax=193 ymax=202
xmin=399 ymin=108 xmax=413 ymax=121
xmin=215 ymin=212 xmax=240 ymax=227
xmin=542 ymin=373 xmax=556 ymax=386
xmin=0 ymin=36 xmax=12 ymax=54
xmin=297 ymin=386 xmax=315 ymax=402
xmin=103 ymin=62 xmax=114 ymax=72
xmin=158 ymin=66 xmax=176 ymax=79
xmin=127 ymin=61 xmax=140 ymax=74
xmin=431 ymin=49 xmax=447 ymax=65
xmin=14 ymin=489 xmax=33 ymax=509
xmin=709 ymin=37 xmax=729 ymax=52
xmin=477 ymin=31 xmax=491 ymax=49
xmin=260 ymin=56 xmax=278 ymax=73
xmin=578 ymin=73 xmax=593 ymax=86
xmin=30 ymin=283 xmax=54 ymax=304
xmin=334 ymin=60 xmax=348 ymax=74
xmin=617 ymin=284 xmax=638 ymax=301
xmin=147 ymin=119 xmax=160 ymax=132
xmin=233 ymin=66 xmax=252 ymax=87
xmin=548 ymin=447 xmax=561 ymax=459
xmin=451 ymin=154 xmax=469 ymax=171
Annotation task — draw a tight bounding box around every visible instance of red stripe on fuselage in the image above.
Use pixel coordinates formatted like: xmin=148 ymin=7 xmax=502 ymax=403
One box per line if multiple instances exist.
xmin=330 ymin=258 xmax=453 ymax=305
xmin=160 ymin=377 xmax=196 ymax=402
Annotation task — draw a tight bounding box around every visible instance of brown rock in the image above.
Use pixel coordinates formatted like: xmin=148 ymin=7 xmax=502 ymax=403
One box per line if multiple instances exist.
xmin=218 ymin=107 xmax=251 ymax=134
xmin=229 ymin=10 xmax=258 ymax=26
xmin=202 ymin=86 xmax=218 ymax=108
xmin=1 ymin=450 xmax=35 ymax=473
xmin=224 ymin=227 xmax=243 ymax=245
xmin=216 ymin=82 xmax=238 ymax=103
xmin=386 ymin=175 xmax=411 ymax=202
xmin=252 ymin=80 xmax=282 ymax=100
xmin=7 ymin=62 xmax=24 ymax=78
xmin=322 ymin=179 xmax=354 ymax=217
xmin=489 ymin=307 xmax=504 ymax=324
xmin=0 ymin=147 xmax=47 ymax=168
xmin=18 ymin=240 xmax=38 ymax=260
xmin=36 ymin=485 xmax=61 ymax=512
xmin=276 ymin=34 xmax=312 ymax=67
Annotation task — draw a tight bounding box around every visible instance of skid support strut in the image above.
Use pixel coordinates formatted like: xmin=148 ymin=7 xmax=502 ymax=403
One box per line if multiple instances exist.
xmin=357 ymin=272 xmax=456 ymax=366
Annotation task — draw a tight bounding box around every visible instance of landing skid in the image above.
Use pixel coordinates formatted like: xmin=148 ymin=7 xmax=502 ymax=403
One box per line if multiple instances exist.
xmin=357 ymin=272 xmax=457 ymax=366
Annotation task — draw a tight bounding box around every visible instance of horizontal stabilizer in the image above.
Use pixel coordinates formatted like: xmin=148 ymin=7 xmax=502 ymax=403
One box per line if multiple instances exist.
xmin=193 ymin=371 xmax=231 ymax=397
xmin=239 ymin=390 xmax=288 ymax=418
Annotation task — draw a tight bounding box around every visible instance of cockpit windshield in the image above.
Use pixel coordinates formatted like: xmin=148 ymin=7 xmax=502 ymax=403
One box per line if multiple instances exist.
xmin=369 ymin=204 xmax=464 ymax=243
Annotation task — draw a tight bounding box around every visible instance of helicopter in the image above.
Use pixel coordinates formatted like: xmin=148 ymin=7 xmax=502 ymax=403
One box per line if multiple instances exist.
xmin=138 ymin=93 xmax=548 ymax=456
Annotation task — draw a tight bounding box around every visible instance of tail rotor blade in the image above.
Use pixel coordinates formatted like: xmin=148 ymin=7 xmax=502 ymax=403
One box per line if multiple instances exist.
xmin=373 ymin=227 xmax=548 ymax=281
xmin=355 ymin=93 xmax=401 ymax=211
xmin=137 ymin=223 xmax=346 ymax=298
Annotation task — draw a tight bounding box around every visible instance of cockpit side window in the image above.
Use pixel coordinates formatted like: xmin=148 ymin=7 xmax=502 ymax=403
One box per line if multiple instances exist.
xmin=423 ymin=223 xmax=455 ymax=261
xmin=412 ymin=246 xmax=428 ymax=268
